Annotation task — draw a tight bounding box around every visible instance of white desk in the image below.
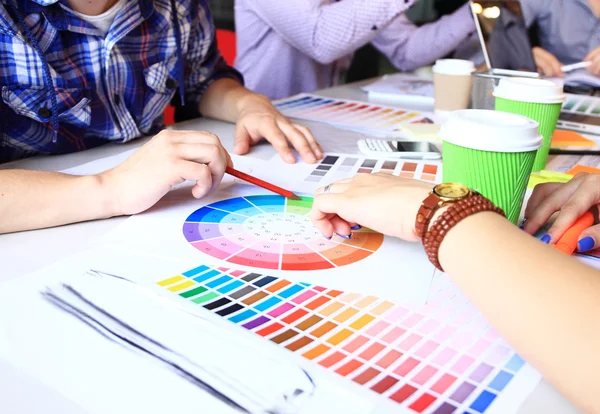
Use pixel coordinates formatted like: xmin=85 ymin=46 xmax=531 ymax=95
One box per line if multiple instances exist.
xmin=0 ymin=80 xmax=579 ymax=414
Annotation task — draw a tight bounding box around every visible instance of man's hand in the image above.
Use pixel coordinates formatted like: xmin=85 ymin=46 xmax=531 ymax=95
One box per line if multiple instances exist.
xmin=198 ymin=79 xmax=323 ymax=164
xmin=101 ymin=130 xmax=231 ymax=216
xmin=234 ymin=94 xmax=322 ymax=164
xmin=584 ymin=47 xmax=600 ymax=76
xmin=532 ymin=47 xmax=564 ymax=77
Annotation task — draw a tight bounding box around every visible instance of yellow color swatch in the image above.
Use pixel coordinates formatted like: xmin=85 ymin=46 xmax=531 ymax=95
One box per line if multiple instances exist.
xmin=350 ymin=314 xmax=376 ymax=330
xmin=156 ymin=275 xmax=185 ymax=287
xmin=167 ymin=280 xmax=196 ymax=292
xmin=327 ymin=329 xmax=354 ymax=346
xmin=333 ymin=307 xmax=359 ymax=323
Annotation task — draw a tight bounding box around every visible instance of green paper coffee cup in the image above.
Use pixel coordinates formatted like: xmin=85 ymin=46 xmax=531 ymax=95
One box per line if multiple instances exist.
xmin=440 ymin=110 xmax=542 ymax=224
xmin=493 ymin=77 xmax=565 ymax=172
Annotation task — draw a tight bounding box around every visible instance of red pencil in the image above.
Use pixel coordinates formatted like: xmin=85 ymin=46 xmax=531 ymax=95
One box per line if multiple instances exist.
xmin=225 ymin=166 xmax=301 ymax=200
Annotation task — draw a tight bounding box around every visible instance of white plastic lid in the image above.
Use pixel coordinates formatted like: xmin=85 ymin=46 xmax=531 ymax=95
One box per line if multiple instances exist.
xmin=493 ymin=77 xmax=565 ymax=104
xmin=432 ymin=59 xmax=475 ymax=75
xmin=440 ymin=110 xmax=542 ymax=153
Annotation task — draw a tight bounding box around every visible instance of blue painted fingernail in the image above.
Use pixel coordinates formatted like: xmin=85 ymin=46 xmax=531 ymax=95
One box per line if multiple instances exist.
xmin=321 ymin=232 xmax=331 ymax=241
xmin=519 ymin=218 xmax=527 ymax=230
xmin=578 ymin=236 xmax=595 ymax=252
xmin=335 ymin=232 xmax=352 ymax=239
xmin=350 ymin=225 xmax=362 ymax=230
xmin=540 ymin=234 xmax=552 ymax=244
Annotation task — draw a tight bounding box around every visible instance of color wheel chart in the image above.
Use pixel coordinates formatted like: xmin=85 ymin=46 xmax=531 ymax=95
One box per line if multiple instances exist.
xmin=156 ymin=263 xmax=539 ymax=414
xmin=183 ymin=195 xmax=384 ymax=271
xmin=274 ymin=94 xmax=435 ymax=134
xmin=304 ymin=154 xmax=441 ymax=184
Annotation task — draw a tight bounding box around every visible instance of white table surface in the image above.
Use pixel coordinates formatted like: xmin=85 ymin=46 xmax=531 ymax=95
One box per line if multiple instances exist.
xmin=0 ymin=79 xmax=579 ymax=414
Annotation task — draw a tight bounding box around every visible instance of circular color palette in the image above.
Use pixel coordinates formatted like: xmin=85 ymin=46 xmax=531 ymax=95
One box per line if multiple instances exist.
xmin=182 ymin=195 xmax=384 ymax=271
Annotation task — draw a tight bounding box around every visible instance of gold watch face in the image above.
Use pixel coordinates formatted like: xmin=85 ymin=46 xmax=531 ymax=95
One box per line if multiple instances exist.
xmin=433 ymin=183 xmax=470 ymax=199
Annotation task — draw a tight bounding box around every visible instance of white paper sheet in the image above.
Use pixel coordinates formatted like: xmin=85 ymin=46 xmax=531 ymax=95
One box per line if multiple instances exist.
xmin=0 ymin=249 xmax=376 ymax=414
xmin=360 ymin=74 xmax=435 ymax=106
xmin=0 ymin=245 xmax=543 ymax=414
xmin=298 ymin=122 xmax=380 ymax=153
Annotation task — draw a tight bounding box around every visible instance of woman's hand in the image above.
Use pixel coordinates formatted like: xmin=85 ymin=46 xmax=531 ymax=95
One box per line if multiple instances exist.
xmin=523 ymin=173 xmax=600 ymax=252
xmin=309 ymin=174 xmax=432 ymax=240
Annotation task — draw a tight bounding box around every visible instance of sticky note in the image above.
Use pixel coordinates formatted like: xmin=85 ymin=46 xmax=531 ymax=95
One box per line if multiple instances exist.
xmin=551 ymin=130 xmax=596 ymax=148
xmin=567 ymin=164 xmax=600 ymax=176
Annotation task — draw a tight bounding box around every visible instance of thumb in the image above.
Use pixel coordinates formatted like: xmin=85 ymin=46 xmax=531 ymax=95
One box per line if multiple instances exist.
xmin=234 ymin=123 xmax=251 ymax=155
xmin=577 ymin=224 xmax=600 ymax=253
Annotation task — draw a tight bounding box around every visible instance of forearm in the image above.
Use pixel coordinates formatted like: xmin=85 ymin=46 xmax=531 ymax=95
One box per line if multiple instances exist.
xmin=0 ymin=170 xmax=114 ymax=234
xmin=253 ymin=0 xmax=415 ymax=64
xmin=377 ymin=4 xmax=474 ymax=71
xmin=198 ymin=78 xmax=259 ymax=123
xmin=440 ymin=212 xmax=600 ymax=412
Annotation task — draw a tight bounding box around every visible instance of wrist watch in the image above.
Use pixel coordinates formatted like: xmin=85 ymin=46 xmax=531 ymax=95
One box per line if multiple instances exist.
xmin=415 ymin=183 xmax=474 ymax=239
xmin=416 ymin=183 xmax=505 ymax=272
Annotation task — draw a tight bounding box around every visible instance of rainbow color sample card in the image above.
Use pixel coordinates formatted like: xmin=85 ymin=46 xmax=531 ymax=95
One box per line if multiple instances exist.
xmin=274 ymin=94 xmax=435 ymax=135
xmin=183 ymin=194 xmax=383 ymax=271
xmin=156 ymin=261 xmax=540 ymax=414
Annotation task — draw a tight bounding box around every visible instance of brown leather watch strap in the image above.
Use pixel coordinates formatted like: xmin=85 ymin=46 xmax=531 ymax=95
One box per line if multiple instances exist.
xmin=422 ymin=196 xmax=505 ymax=272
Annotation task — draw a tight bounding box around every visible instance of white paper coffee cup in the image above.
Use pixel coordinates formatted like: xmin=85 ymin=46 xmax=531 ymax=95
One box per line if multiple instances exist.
xmin=433 ymin=59 xmax=476 ymax=115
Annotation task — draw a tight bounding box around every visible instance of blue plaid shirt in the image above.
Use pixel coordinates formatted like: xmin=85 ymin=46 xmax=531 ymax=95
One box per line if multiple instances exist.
xmin=0 ymin=0 xmax=242 ymax=162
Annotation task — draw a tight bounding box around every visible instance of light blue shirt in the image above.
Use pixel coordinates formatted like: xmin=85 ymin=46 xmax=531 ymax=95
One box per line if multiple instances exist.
xmin=522 ymin=0 xmax=600 ymax=64
xmin=234 ymin=0 xmax=475 ymax=100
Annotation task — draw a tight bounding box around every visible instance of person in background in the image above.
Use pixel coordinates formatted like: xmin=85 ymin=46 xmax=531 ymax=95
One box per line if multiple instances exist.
xmin=0 ymin=0 xmax=322 ymax=234
xmin=234 ymin=0 xmax=475 ymax=100
xmin=309 ymin=173 xmax=600 ymax=413
xmin=522 ymin=0 xmax=600 ymax=77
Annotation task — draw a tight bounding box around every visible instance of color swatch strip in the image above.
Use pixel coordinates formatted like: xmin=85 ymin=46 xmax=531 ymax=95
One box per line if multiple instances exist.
xmin=560 ymin=94 xmax=600 ymax=127
xmin=156 ymin=264 xmax=531 ymax=413
xmin=274 ymin=94 xmax=435 ymax=134
xmin=183 ymin=195 xmax=384 ymax=271
xmin=305 ymin=154 xmax=441 ymax=184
